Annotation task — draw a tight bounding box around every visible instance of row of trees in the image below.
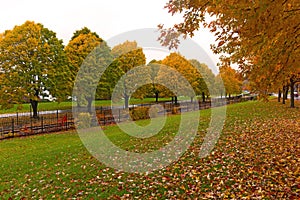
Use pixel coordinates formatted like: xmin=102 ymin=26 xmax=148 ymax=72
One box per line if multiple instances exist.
xmin=159 ymin=0 xmax=299 ymax=107
xmin=0 ymin=21 xmax=242 ymax=117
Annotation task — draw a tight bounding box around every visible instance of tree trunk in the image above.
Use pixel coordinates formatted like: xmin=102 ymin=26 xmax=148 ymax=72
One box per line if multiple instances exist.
xmin=290 ymin=80 xmax=295 ymax=108
xmin=285 ymin=86 xmax=289 ymax=99
xmin=202 ymin=92 xmax=205 ymax=102
xmin=278 ymin=89 xmax=281 ymax=102
xmin=124 ymin=94 xmax=129 ymax=109
xmin=190 ymin=96 xmax=194 ymax=103
xmin=86 ymin=97 xmax=93 ymax=113
xmin=30 ymin=99 xmax=38 ymax=118
xmin=123 ymin=84 xmax=129 ymax=109
xmin=30 ymin=88 xmax=39 ymax=118
xmin=155 ymin=92 xmax=159 ymax=102
xmin=175 ymin=96 xmax=178 ymax=105
xmin=76 ymin=96 xmax=82 ymax=108
xmin=283 ymin=85 xmax=288 ymax=104
xmin=171 ymin=97 xmax=174 ymax=104
xmin=284 ymin=85 xmax=289 ymax=102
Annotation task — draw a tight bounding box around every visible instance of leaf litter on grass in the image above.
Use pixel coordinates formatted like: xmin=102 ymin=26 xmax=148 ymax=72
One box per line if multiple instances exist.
xmin=0 ymin=100 xmax=299 ymax=199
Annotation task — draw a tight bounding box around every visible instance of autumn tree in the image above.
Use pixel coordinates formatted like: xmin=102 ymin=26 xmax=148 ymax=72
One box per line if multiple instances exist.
xmin=159 ymin=0 xmax=300 ymax=107
xmin=110 ymin=41 xmax=147 ymax=108
xmin=96 ymin=62 xmax=121 ymax=100
xmin=0 ymin=21 xmax=69 ymax=118
xmin=71 ymin=27 xmax=100 ymax=40
xmin=156 ymin=64 xmax=182 ymax=104
xmin=133 ymin=59 xmax=179 ymax=102
xmin=148 ymin=60 xmax=161 ymax=102
xmin=74 ymin=41 xmax=113 ymax=113
xmin=161 ymin=52 xmax=201 ymax=103
xmin=65 ymin=27 xmax=102 ymax=87
xmin=215 ymin=75 xmax=225 ymax=98
xmin=189 ymin=59 xmax=215 ymax=102
xmin=218 ymin=66 xmax=242 ymax=98
xmin=65 ymin=27 xmax=108 ymax=111
xmin=134 ymin=59 xmax=165 ymax=102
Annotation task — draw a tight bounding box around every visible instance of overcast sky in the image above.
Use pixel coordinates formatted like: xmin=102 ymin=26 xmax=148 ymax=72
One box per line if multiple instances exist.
xmin=0 ymin=0 xmax=220 ymax=72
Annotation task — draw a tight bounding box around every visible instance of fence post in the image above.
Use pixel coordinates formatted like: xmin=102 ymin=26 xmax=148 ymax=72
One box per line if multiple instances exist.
xmin=56 ymin=109 xmax=59 ymax=131
xmin=12 ymin=118 xmax=14 ymax=136
xmin=16 ymin=112 xmax=19 ymax=125
xmin=30 ymin=115 xmax=33 ymax=134
xmin=186 ymin=102 xmax=189 ymax=112
xmin=66 ymin=113 xmax=68 ymax=131
xmin=41 ymin=116 xmax=44 ymax=133
xmin=104 ymin=111 xmax=106 ymax=125
xmin=30 ymin=105 xmax=32 ymax=118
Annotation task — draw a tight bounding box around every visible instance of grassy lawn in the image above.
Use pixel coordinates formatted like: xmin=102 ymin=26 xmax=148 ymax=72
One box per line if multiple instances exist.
xmin=0 ymin=98 xmax=174 ymax=114
xmin=0 ymin=100 xmax=299 ymax=199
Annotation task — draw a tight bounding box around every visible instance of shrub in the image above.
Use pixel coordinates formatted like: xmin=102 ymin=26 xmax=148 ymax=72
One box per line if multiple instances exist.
xmin=76 ymin=112 xmax=91 ymax=129
xmin=130 ymin=107 xmax=150 ymax=121
xmin=172 ymin=107 xmax=181 ymax=115
xmin=149 ymin=105 xmax=162 ymax=118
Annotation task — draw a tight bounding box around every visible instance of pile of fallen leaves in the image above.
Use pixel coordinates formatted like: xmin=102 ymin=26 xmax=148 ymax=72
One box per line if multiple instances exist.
xmin=100 ymin=100 xmax=300 ymax=199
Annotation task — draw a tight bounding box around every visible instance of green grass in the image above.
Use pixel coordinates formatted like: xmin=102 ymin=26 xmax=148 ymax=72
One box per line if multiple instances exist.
xmin=0 ymin=98 xmax=174 ymax=114
xmin=0 ymin=95 xmax=238 ymax=114
xmin=0 ymin=99 xmax=299 ymax=199
xmin=0 ymin=101 xmax=73 ymax=114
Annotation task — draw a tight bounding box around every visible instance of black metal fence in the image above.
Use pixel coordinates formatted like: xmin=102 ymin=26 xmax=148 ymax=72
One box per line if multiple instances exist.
xmin=0 ymin=96 xmax=256 ymax=140
xmin=0 ymin=110 xmax=73 ymax=139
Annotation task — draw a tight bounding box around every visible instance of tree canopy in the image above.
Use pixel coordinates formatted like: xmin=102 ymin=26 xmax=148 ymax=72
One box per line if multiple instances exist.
xmin=161 ymin=52 xmax=201 ymax=102
xmin=70 ymin=27 xmax=100 ymax=41
xmin=65 ymin=28 xmax=106 ymax=110
xmin=217 ymin=66 xmax=242 ymax=97
xmin=0 ymin=21 xmax=69 ymax=117
xmin=0 ymin=20 xmax=220 ymax=114
xmin=189 ymin=59 xmax=216 ymax=101
xmin=110 ymin=41 xmax=147 ymax=108
xmin=74 ymin=41 xmax=113 ymax=113
xmin=159 ymin=0 xmax=300 ymax=107
xmin=65 ymin=29 xmax=103 ymax=92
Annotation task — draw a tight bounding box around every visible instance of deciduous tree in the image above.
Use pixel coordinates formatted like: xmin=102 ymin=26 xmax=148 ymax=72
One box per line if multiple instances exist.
xmin=161 ymin=53 xmax=201 ymax=103
xmin=110 ymin=41 xmax=147 ymax=108
xmin=74 ymin=41 xmax=113 ymax=113
xmin=189 ymin=59 xmax=215 ymax=102
xmin=0 ymin=21 xmax=69 ymax=117
xmin=159 ymin=0 xmax=299 ymax=107
xmin=218 ymin=65 xmax=242 ymax=98
xmin=65 ymin=27 xmax=110 ymax=111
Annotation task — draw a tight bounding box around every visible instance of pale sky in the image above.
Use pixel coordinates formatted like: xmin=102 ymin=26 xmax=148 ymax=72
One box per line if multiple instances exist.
xmin=0 ymin=0 xmax=220 ymax=73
